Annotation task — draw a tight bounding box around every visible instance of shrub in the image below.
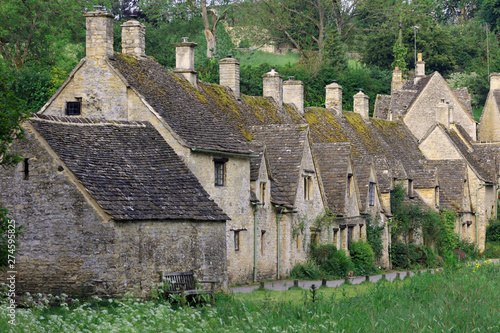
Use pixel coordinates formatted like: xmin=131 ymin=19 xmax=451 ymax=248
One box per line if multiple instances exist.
xmin=486 ymin=220 xmax=500 ymax=242
xmin=391 ymin=242 xmax=410 ymax=269
xmin=349 ymin=241 xmax=376 ymax=275
xmin=310 ymin=244 xmax=338 ymax=267
xmin=322 ymin=250 xmax=353 ymax=278
xmin=290 ymin=261 xmax=321 ymax=280
xmin=455 ymin=239 xmax=480 ymax=260
xmin=483 ymin=241 xmax=500 ymax=259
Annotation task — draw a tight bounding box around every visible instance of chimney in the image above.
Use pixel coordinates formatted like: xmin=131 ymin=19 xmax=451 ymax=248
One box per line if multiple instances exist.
xmin=219 ymin=55 xmax=240 ymax=98
xmin=325 ymin=80 xmax=342 ymax=116
xmin=121 ymin=16 xmax=146 ymax=58
xmin=83 ymin=6 xmax=114 ymax=61
xmin=436 ymin=98 xmax=447 ymax=125
xmin=414 ymin=53 xmax=425 ymax=83
xmin=391 ymin=67 xmax=403 ymax=93
xmin=448 ymin=103 xmax=454 ymax=129
xmin=283 ymin=76 xmax=304 ymax=115
xmin=353 ymin=89 xmax=369 ymax=120
xmin=172 ymin=37 xmax=198 ymax=87
xmin=263 ymin=68 xmax=283 ymax=108
xmin=489 ymin=73 xmax=500 ymax=91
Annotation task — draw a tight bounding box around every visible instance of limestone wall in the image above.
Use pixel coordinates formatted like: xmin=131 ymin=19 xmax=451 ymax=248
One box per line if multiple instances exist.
xmin=478 ymin=92 xmax=500 ymax=141
xmin=41 ymin=61 xmax=129 ymax=120
xmin=0 ymin=128 xmax=227 ymax=295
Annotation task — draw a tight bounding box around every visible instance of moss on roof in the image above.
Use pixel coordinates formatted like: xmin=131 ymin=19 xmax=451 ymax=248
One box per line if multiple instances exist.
xmin=344 ymin=111 xmax=381 ymax=154
xmin=304 ymin=108 xmax=349 ymax=143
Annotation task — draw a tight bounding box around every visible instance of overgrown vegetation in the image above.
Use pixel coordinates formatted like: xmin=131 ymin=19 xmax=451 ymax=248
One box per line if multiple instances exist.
xmin=390 ymin=183 xmax=479 ymax=269
xmin=2 ymin=261 xmax=499 ymax=331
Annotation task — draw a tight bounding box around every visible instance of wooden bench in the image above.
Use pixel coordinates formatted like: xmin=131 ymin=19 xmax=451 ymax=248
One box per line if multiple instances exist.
xmin=160 ymin=271 xmax=218 ymax=305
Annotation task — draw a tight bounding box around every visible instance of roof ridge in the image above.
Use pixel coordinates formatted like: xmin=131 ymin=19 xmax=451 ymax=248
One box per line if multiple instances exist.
xmin=31 ymin=114 xmax=148 ymax=127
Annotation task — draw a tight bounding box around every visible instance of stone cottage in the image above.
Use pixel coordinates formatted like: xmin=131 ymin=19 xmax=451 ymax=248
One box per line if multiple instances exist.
xmin=1 ymin=8 xmax=497 ymax=295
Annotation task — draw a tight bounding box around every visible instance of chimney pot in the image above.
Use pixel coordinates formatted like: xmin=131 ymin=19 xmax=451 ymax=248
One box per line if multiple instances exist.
xmin=288 ymin=76 xmax=294 ymax=80
xmin=226 ymin=54 xmax=232 ymax=58
xmin=182 ymin=37 xmax=189 ymax=43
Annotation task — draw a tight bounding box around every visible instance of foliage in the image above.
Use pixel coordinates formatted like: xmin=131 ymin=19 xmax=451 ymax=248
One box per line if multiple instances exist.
xmin=483 ymin=241 xmax=500 ymax=258
xmin=348 ymin=240 xmax=376 ymax=275
xmin=392 ymin=40 xmax=407 ymax=72
xmin=309 ymin=244 xmax=337 ymax=267
xmin=446 ymin=71 xmax=489 ymax=113
xmin=390 ymin=242 xmax=410 ymax=269
xmin=308 ymin=244 xmax=353 ymax=278
xmin=390 ymin=183 xmax=425 ymax=245
xmin=365 ymin=215 xmax=384 ymax=262
xmin=290 ymin=260 xmax=321 ymax=280
xmin=486 ymin=219 xmax=500 ymax=242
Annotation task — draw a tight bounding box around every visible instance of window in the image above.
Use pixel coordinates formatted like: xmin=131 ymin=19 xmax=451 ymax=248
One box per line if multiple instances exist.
xmin=369 ymin=182 xmax=375 ymax=206
xmin=260 ymin=182 xmax=266 ymax=205
xmin=408 ymin=179 xmax=414 ymax=198
xmin=23 ymin=158 xmax=30 ymax=180
xmin=347 ymin=226 xmax=354 ymax=248
xmin=435 ymin=186 xmax=440 ymax=207
xmin=214 ymin=158 xmax=228 ymax=186
xmin=304 ymin=176 xmax=312 ymax=200
xmin=347 ymin=174 xmax=353 ymax=197
xmin=297 ymin=234 xmax=301 ymax=249
xmin=234 ymin=231 xmax=240 ymax=251
xmin=66 ymin=98 xmax=82 ymax=116
xmin=261 ymin=230 xmax=266 ymax=255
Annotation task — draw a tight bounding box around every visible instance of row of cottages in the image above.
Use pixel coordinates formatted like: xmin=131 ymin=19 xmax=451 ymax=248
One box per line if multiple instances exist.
xmin=0 ymin=9 xmax=497 ymax=295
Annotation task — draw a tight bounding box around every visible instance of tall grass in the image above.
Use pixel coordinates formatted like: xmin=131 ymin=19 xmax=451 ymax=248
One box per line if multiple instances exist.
xmin=1 ymin=261 xmax=499 ymax=332
xmin=235 ymin=50 xmax=300 ymax=67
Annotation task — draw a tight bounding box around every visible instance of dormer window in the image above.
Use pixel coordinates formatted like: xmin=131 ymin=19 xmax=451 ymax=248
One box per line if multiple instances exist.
xmin=214 ymin=158 xmax=228 ymax=186
xmin=260 ymin=182 xmax=267 ymax=205
xmin=66 ymin=98 xmax=82 ymax=116
xmin=347 ymin=173 xmax=353 ymax=197
xmin=304 ymin=176 xmax=312 ymax=200
xmin=369 ymin=181 xmax=376 ymax=206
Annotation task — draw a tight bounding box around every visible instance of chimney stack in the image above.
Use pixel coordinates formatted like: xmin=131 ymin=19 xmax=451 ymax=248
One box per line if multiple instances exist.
xmin=391 ymin=67 xmax=403 ymax=93
xmin=84 ymin=6 xmax=114 ymax=61
xmin=489 ymin=73 xmax=500 ymax=91
xmin=219 ymin=55 xmax=240 ymax=98
xmin=263 ymin=68 xmax=283 ymax=108
xmin=173 ymin=37 xmax=198 ymax=87
xmin=436 ymin=98 xmax=447 ymax=125
xmin=448 ymin=103 xmax=454 ymax=129
xmin=414 ymin=53 xmax=425 ymax=83
xmin=353 ymin=89 xmax=369 ymax=120
xmin=325 ymin=80 xmax=343 ymax=116
xmin=283 ymin=76 xmax=304 ymax=115
xmin=121 ymin=17 xmax=146 ymax=58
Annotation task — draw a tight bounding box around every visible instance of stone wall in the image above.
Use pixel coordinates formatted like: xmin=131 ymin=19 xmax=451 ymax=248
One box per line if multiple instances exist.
xmin=42 ymin=61 xmax=129 ymax=120
xmin=0 ymin=128 xmax=227 ymax=295
xmin=478 ymin=92 xmax=500 ymax=142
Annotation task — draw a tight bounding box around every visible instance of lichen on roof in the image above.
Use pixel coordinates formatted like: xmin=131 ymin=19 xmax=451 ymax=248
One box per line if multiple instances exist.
xmin=343 ymin=111 xmax=382 ymax=154
xmin=171 ymin=73 xmax=208 ymax=103
xmin=304 ymin=108 xmax=349 ymax=144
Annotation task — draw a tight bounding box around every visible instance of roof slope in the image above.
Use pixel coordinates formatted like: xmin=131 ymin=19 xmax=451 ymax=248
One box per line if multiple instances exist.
xmin=109 ymin=54 xmax=251 ymax=154
xmin=313 ymin=143 xmax=351 ymax=214
xmin=251 ymin=124 xmax=308 ymax=206
xmin=426 ymin=160 xmax=466 ymax=211
xmin=373 ymin=95 xmax=391 ymax=119
xmin=30 ymin=115 xmax=228 ymax=221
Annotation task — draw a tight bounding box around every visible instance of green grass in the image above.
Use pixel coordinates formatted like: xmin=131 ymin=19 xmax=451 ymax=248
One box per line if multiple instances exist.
xmin=473 ymin=106 xmax=483 ymax=121
xmin=235 ymin=49 xmax=300 ymax=67
xmin=1 ymin=261 xmax=499 ymax=332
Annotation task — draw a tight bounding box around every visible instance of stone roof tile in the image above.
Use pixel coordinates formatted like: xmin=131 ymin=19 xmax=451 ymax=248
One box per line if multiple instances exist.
xmin=30 ymin=115 xmax=228 ymax=221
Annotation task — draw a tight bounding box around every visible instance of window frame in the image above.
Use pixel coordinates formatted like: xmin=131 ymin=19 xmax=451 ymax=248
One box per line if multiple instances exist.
xmin=304 ymin=176 xmax=312 ymax=201
xmin=234 ymin=231 xmax=240 ymax=251
xmin=368 ymin=181 xmax=376 ymax=206
xmin=66 ymin=99 xmax=82 ymax=116
xmin=214 ymin=158 xmax=228 ymax=186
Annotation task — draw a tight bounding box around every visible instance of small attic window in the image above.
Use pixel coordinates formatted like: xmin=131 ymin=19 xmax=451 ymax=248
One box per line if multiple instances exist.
xmin=66 ymin=98 xmax=82 ymax=116
xmin=347 ymin=173 xmax=353 ymax=197
xmin=408 ymin=179 xmax=414 ymax=198
xmin=369 ymin=181 xmax=376 ymax=206
xmin=304 ymin=176 xmax=312 ymax=201
xmin=260 ymin=182 xmax=267 ymax=205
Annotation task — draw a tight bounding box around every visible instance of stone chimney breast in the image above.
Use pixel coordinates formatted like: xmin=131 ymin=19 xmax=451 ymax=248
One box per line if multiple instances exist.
xmin=391 ymin=67 xmax=403 ymax=93
xmin=353 ymin=89 xmax=369 ymax=120
xmin=84 ymin=7 xmax=114 ymax=60
xmin=219 ymin=55 xmax=240 ymax=98
xmin=489 ymin=73 xmax=500 ymax=91
xmin=325 ymin=80 xmax=343 ymax=116
xmin=283 ymin=76 xmax=304 ymax=115
xmin=172 ymin=37 xmax=198 ymax=87
xmin=263 ymin=68 xmax=283 ymax=108
xmin=121 ymin=18 xmax=146 ymax=58
xmin=414 ymin=53 xmax=425 ymax=83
